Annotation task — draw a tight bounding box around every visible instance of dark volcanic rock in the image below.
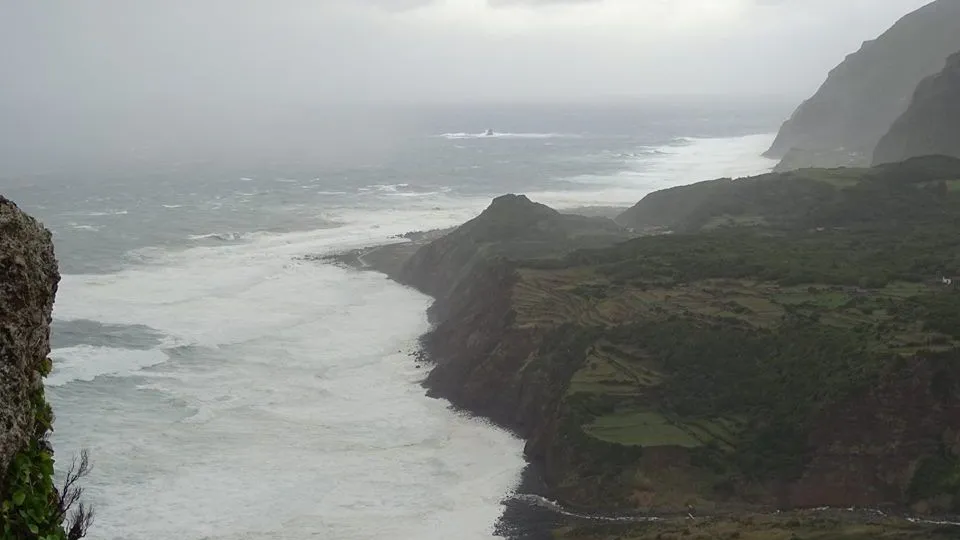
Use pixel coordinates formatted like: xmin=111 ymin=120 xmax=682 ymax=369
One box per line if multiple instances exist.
xmin=766 ymin=0 xmax=960 ymax=170
xmin=0 ymin=196 xmax=59 ymax=477
xmin=873 ymin=51 xmax=960 ymax=165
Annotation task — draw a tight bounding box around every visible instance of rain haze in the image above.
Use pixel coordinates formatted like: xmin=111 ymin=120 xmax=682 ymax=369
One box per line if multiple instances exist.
xmin=5 ymin=2 xmax=960 ymax=540
xmin=0 ymin=0 xmax=934 ymax=173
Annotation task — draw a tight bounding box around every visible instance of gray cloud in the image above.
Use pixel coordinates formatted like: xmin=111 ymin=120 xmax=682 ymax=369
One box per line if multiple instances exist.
xmin=359 ymin=0 xmax=437 ymax=11
xmin=0 ymin=0 xmax=936 ymax=174
xmin=1 ymin=0 xmax=933 ymax=104
xmin=488 ymin=0 xmax=602 ymax=6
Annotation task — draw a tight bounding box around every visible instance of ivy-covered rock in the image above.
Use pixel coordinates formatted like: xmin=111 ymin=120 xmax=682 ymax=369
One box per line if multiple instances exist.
xmin=0 ymin=196 xmax=63 ymax=539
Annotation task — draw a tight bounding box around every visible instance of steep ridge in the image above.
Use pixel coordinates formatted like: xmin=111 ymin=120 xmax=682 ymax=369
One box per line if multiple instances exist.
xmin=398 ymin=157 xmax=960 ymax=521
xmin=398 ymin=195 xmax=631 ymax=427
xmin=0 ymin=196 xmax=70 ymax=537
xmin=766 ymin=0 xmax=960 ymax=170
xmin=615 ymin=155 xmax=960 ymax=232
xmin=874 ymin=51 xmax=960 ymax=165
xmin=399 ymin=194 xmax=630 ymax=320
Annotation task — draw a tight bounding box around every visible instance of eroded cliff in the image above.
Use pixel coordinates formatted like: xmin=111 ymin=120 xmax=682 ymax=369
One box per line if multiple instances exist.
xmin=398 ymin=194 xmax=631 ymax=432
xmin=0 ymin=196 xmax=71 ymax=539
xmin=766 ymin=0 xmax=960 ymax=170
xmin=0 ymin=197 xmax=58 ymax=475
xmin=873 ymin=51 xmax=960 ymax=165
xmin=398 ymin=158 xmax=960 ymax=518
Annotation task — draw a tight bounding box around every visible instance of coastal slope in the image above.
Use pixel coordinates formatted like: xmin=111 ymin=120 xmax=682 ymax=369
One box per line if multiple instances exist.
xmin=398 ymin=194 xmax=632 ymax=425
xmin=397 ymin=157 xmax=960 ymax=520
xmin=766 ymin=0 xmax=960 ymax=170
xmin=873 ymin=51 xmax=960 ymax=165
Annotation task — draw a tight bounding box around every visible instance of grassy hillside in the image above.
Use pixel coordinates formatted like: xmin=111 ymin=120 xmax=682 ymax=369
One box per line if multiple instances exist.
xmin=510 ymin=157 xmax=960 ymax=512
xmin=554 ymin=512 xmax=960 ymax=540
xmin=398 ymin=193 xmax=631 ymax=312
xmin=399 ymin=157 xmax=960 ymax=536
xmin=615 ymin=155 xmax=960 ymax=232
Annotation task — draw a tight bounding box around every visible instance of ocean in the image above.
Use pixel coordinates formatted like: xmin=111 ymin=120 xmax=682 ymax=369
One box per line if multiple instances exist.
xmin=1 ymin=100 xmax=786 ymax=540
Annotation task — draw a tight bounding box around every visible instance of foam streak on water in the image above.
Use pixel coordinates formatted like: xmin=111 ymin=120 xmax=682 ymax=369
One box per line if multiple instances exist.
xmin=528 ymin=133 xmax=777 ymax=209
xmin=48 ymin=223 xmax=526 ymax=540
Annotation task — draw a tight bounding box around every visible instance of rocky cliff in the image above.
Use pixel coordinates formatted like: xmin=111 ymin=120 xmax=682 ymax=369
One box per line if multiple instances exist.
xmin=0 ymin=196 xmax=72 ymax=538
xmin=766 ymin=0 xmax=960 ymax=170
xmin=399 ymin=194 xmax=630 ymax=320
xmin=398 ymin=159 xmax=960 ymax=520
xmin=873 ymin=51 xmax=960 ymax=165
xmin=398 ymin=195 xmax=631 ymax=432
xmin=0 ymin=197 xmax=59 ymax=475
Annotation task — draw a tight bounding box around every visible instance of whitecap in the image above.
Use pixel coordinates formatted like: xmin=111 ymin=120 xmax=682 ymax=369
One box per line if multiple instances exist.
xmin=187 ymin=231 xmax=254 ymax=242
xmin=85 ymin=209 xmax=129 ymax=216
xmin=47 ymin=345 xmax=169 ymax=386
xmin=49 ymin=225 xmax=525 ymax=539
xmin=360 ymin=183 xmax=419 ymax=194
xmin=68 ymin=223 xmax=101 ymax=232
xmin=528 ymin=133 xmax=777 ymax=209
xmin=438 ymin=132 xmax=580 ymax=140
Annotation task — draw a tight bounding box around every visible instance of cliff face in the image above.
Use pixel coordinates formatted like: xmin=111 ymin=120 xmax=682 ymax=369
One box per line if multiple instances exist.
xmin=873 ymin=51 xmax=960 ymax=165
xmin=0 ymin=196 xmax=59 ymax=479
xmin=399 ymin=195 xmax=631 ymax=432
xmin=790 ymin=353 xmax=960 ymax=512
xmin=399 ymin=194 xmax=630 ymax=320
xmin=400 ymin=161 xmax=960 ymax=516
xmin=766 ymin=0 xmax=960 ymax=170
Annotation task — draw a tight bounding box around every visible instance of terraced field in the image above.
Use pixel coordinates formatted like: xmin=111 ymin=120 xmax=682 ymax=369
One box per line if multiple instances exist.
xmin=582 ymin=410 xmax=743 ymax=450
xmin=401 ymin=157 xmax=960 ymax=514
xmin=512 ymin=267 xmax=960 ymax=454
xmin=568 ymin=341 xmax=660 ymax=396
xmin=554 ymin=511 xmax=960 ymax=540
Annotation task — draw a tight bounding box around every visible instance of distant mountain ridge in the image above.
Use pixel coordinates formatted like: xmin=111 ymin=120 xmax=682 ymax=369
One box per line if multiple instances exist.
xmin=766 ymin=0 xmax=960 ymax=171
xmin=873 ymin=50 xmax=960 ymax=165
xmin=615 ymin=155 xmax=960 ymax=232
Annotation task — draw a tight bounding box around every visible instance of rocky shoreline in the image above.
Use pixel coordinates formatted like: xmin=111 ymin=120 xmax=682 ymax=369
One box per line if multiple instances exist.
xmin=324 ymin=177 xmax=960 ymax=539
xmin=318 ymin=229 xmax=591 ymax=538
xmin=304 ymin=228 xmax=451 ymax=278
xmin=325 ymin=220 xmax=960 ymax=539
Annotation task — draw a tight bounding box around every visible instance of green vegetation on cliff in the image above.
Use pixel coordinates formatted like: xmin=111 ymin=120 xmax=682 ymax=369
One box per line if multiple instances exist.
xmin=400 ymin=156 xmax=960 ymax=521
xmin=2 ymin=375 xmax=92 ymax=540
xmin=0 ymin=197 xmax=91 ymax=540
xmin=399 ymin=193 xmax=630 ymax=315
xmin=615 ymin=155 xmax=960 ymax=232
xmin=554 ymin=511 xmax=960 ymax=540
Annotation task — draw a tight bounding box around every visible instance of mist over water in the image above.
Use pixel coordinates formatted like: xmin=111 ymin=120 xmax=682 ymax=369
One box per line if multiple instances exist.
xmin=4 ymin=102 xmax=781 ymax=539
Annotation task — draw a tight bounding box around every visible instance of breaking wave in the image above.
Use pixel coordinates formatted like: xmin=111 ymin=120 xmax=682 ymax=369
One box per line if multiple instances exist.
xmin=438 ymin=132 xmax=581 ymax=140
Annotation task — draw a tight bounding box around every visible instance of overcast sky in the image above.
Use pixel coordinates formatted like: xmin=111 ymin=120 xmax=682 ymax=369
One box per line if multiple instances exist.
xmin=0 ymin=1 xmax=937 ymax=174
xmin=1 ymin=0 xmax=935 ymax=106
